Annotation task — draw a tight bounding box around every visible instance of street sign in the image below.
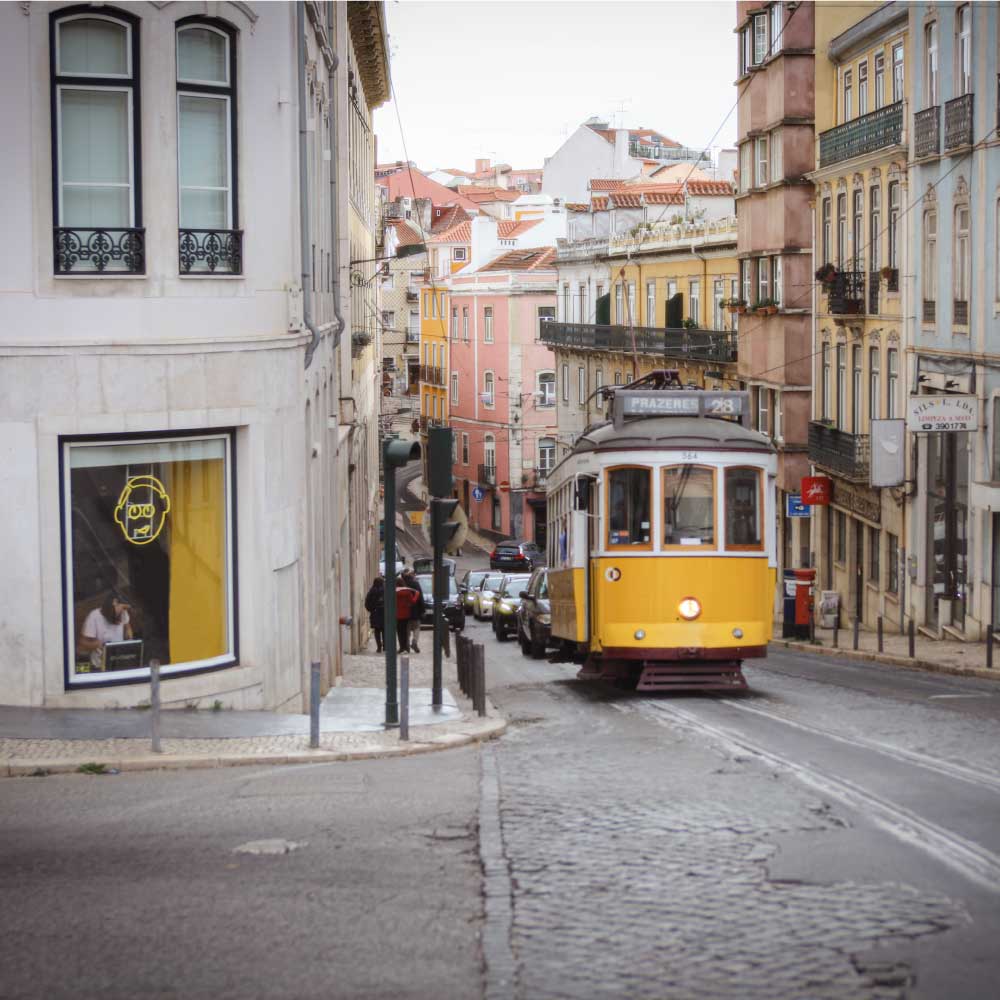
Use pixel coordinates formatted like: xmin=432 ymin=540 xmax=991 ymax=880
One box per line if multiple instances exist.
xmin=786 ymin=494 xmax=811 ymax=518
xmin=499 ymin=481 xmax=511 ymax=493
xmin=471 ymin=486 xmax=485 ymax=502
xmin=801 ymin=476 xmax=831 ymax=505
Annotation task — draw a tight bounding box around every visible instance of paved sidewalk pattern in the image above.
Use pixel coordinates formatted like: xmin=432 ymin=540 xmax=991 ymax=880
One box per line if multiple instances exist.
xmin=0 ymin=648 xmax=505 ymax=777
xmin=772 ymin=623 xmax=999 ymax=681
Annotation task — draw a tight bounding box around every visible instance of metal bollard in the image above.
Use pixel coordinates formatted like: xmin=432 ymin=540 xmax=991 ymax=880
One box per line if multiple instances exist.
xmin=457 ymin=637 xmax=468 ymax=695
xmin=473 ymin=643 xmax=486 ymax=717
xmin=400 ymin=654 xmax=410 ymax=741
xmin=908 ymin=617 xmax=915 ymax=658
xmin=877 ymin=616 xmax=884 ymax=654
xmin=309 ymin=661 xmax=321 ymax=748
xmin=852 ymin=618 xmax=860 ymax=651
xmin=150 ymin=659 xmax=162 ymax=754
xmin=988 ymin=622 xmax=995 ymax=671
xmin=832 ymin=622 xmax=839 ymax=648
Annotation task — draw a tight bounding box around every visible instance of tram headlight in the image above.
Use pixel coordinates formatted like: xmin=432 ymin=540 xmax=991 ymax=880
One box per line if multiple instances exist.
xmin=678 ymin=597 xmax=702 ymax=621
xmin=634 ymin=629 xmax=646 ymax=640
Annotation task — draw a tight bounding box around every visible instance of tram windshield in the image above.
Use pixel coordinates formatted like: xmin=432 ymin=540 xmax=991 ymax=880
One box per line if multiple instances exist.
xmin=725 ymin=468 xmax=762 ymax=550
xmin=607 ymin=467 xmax=651 ymax=547
xmin=663 ymin=466 xmax=715 ymax=546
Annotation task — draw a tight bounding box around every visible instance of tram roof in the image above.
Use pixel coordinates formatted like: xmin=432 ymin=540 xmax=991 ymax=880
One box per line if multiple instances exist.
xmin=572 ymin=416 xmax=775 ymax=455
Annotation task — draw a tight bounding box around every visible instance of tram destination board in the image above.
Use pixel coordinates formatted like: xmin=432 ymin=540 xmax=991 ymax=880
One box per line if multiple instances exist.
xmin=618 ymin=391 xmax=747 ymax=420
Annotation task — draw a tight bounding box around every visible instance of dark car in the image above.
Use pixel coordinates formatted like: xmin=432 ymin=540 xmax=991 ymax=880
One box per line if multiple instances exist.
xmin=414 ymin=574 xmax=465 ymax=632
xmin=458 ymin=569 xmax=491 ymax=613
xmin=412 ymin=556 xmax=457 ymax=578
xmin=491 ymin=574 xmax=532 ymax=641
xmin=490 ymin=540 xmax=544 ymax=572
xmin=516 ymin=567 xmax=552 ymax=658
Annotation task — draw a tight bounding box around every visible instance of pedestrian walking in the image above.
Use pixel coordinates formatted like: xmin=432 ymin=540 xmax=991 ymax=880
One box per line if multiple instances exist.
xmin=395 ymin=578 xmax=421 ymax=654
xmin=402 ymin=570 xmax=426 ymax=653
xmin=364 ymin=576 xmax=385 ymax=653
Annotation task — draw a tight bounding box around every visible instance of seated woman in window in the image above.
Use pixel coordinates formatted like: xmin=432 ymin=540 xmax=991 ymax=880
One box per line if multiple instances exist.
xmin=78 ymin=592 xmax=133 ymax=671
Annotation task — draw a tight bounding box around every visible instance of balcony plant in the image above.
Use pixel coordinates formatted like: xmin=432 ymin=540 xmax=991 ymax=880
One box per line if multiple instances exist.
xmin=726 ymin=297 xmax=747 ymax=314
xmin=682 ymin=318 xmax=699 ymax=330
xmin=815 ymin=262 xmax=838 ymax=288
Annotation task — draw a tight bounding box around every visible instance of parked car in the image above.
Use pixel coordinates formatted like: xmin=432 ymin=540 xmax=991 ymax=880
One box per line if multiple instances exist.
xmin=414 ymin=574 xmax=465 ymax=632
xmin=489 ymin=540 xmax=544 ymax=572
xmin=472 ymin=572 xmax=506 ymax=620
xmin=412 ymin=556 xmax=457 ymax=578
xmin=492 ymin=574 xmax=532 ymax=641
xmin=458 ymin=569 xmax=491 ymax=613
xmin=516 ymin=567 xmax=552 ymax=658
xmin=379 ymin=558 xmax=405 ymax=576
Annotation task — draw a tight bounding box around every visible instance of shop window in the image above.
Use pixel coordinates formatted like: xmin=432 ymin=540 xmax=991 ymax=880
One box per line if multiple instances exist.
xmin=607 ymin=467 xmax=651 ymax=548
xmin=724 ymin=468 xmax=762 ymax=550
xmin=836 ymin=510 xmax=847 ymax=563
xmin=887 ymin=532 xmax=899 ymax=593
xmin=664 ymin=466 xmax=715 ymax=547
xmin=62 ymin=432 xmax=236 ymax=686
xmin=869 ymin=526 xmax=880 ymax=583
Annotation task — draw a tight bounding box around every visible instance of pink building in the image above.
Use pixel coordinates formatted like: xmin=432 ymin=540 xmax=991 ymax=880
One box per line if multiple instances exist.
xmin=448 ymin=248 xmax=558 ymax=546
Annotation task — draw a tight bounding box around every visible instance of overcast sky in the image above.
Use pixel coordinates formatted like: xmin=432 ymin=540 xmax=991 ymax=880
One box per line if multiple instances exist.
xmin=373 ymin=0 xmax=739 ymax=172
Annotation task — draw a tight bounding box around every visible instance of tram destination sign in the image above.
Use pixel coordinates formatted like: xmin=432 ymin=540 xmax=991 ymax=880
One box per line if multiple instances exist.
xmin=619 ymin=392 xmax=746 ymax=418
xmin=906 ymin=394 xmax=978 ymax=432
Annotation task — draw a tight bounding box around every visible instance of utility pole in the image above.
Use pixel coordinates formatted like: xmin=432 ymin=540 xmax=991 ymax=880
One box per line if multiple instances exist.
xmin=426 ymin=427 xmax=458 ymax=707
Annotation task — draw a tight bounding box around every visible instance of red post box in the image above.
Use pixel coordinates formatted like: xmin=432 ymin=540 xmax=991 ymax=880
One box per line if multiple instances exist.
xmin=794 ymin=568 xmax=816 ymax=629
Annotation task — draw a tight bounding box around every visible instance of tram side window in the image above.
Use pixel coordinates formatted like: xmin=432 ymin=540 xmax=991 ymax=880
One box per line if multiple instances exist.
xmin=663 ymin=466 xmax=715 ymax=547
xmin=607 ymin=467 xmax=651 ymax=547
xmin=725 ymin=468 xmax=763 ymax=550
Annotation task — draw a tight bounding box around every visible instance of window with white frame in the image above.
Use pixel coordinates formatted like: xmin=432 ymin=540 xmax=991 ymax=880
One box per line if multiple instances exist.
xmin=770 ymin=3 xmax=782 ymax=56
xmin=578 ymin=283 xmax=587 ymax=322
xmin=562 ymin=283 xmax=570 ymax=321
xmin=561 ymin=362 xmax=569 ymax=402
xmin=577 ymin=366 xmax=587 ymax=406
xmin=713 ymin=279 xmax=725 ymax=329
xmin=887 ymin=348 xmax=898 ymax=418
xmin=852 ymin=345 xmax=862 ymax=432
xmin=461 ymin=433 xmax=469 ymax=465
xmin=453 ymin=246 xmax=467 ymax=261
xmin=843 ymin=68 xmax=853 ymax=120
xmin=614 ymin=283 xmax=623 ymax=324
xmin=646 ymin=281 xmax=656 ymax=325
xmin=62 ymin=431 xmax=236 ymax=686
xmin=925 ymin=21 xmax=938 ymax=107
xmin=756 ymin=258 xmax=769 ymax=304
xmin=484 ymin=434 xmax=495 ymax=474
xmin=689 ymin=279 xmax=700 ymax=323
xmin=463 ymin=306 xmax=469 ymax=341
xmin=741 ymin=259 xmax=752 ymax=305
xmin=450 ymin=307 xmax=458 ymax=339
xmin=852 ymin=188 xmax=864 ymax=270
xmin=537 ymin=370 xmax=555 ymax=407
xmin=772 ymin=255 xmax=782 ymax=306
xmin=538 ymin=438 xmax=556 ymax=476
xmin=755 ymin=136 xmax=768 ymax=187
xmin=483 ymin=371 xmax=495 ymax=407
xmin=627 ymin=282 xmax=636 ymax=323
xmin=837 ymin=193 xmax=848 ymax=266
xmin=956 ymin=6 xmax=971 ymax=96
xmin=892 ymin=42 xmax=904 ymax=102
xmin=874 ymin=52 xmax=885 ymax=109
xmin=869 ymin=347 xmax=880 ymax=421
xmin=822 ymin=197 xmax=832 ymax=264
xmin=431 ymin=290 xmax=438 ymax=319
xmin=595 ymin=368 xmax=604 ymax=410
xmin=381 ymin=271 xmax=395 ymax=290
xmin=483 ymin=305 xmax=493 ymax=343
xmin=888 ymin=182 xmax=900 ymax=269
xmin=753 ymin=13 xmax=767 ymax=64
xmin=923 ymin=208 xmax=937 ymax=308
xmin=836 ymin=344 xmax=847 ymax=428
xmin=822 ymin=343 xmax=831 ymax=419
xmin=858 ymin=59 xmax=869 ymax=116
xmin=770 ymin=128 xmax=782 ymax=182
xmin=423 ymin=290 xmax=431 ymax=320
xmin=451 ymin=372 xmax=458 ymax=404
xmin=954 ymin=203 xmax=970 ymax=320
xmin=739 ymin=142 xmax=752 ymax=193
xmin=869 ymin=185 xmax=881 ymax=273
xmin=53 ymin=9 xmax=142 ymax=274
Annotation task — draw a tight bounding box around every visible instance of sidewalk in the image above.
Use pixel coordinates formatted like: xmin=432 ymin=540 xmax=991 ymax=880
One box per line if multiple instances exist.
xmin=771 ymin=622 xmax=999 ymax=681
xmin=0 ymin=644 xmax=505 ymax=778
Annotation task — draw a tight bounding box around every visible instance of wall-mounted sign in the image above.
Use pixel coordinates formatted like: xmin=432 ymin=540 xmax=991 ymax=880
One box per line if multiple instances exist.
xmin=786 ymin=494 xmax=811 ymax=518
xmin=906 ymin=394 xmax=978 ymax=433
xmin=832 ymin=480 xmax=881 ymax=523
xmin=114 ymin=475 xmax=171 ymax=545
xmin=471 ymin=486 xmax=485 ymax=503
xmin=801 ymin=476 xmax=831 ymax=506
xmin=870 ymin=419 xmax=905 ymax=487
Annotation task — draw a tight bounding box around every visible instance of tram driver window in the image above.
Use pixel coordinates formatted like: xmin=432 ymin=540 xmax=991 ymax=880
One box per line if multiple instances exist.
xmin=607 ymin=467 xmax=651 ymax=547
xmin=724 ymin=468 xmax=763 ymax=550
xmin=664 ymin=466 xmax=715 ymax=547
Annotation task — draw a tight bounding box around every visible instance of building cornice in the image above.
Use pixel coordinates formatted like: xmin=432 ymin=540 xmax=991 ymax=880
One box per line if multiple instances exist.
xmin=347 ymin=1 xmax=390 ymax=109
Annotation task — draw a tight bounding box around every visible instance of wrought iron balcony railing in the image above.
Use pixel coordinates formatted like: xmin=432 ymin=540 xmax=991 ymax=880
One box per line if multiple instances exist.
xmin=808 ymin=422 xmax=871 ymax=482
xmin=406 ymin=329 xmax=420 ymax=344
xmin=406 ymin=289 xmax=419 ymax=302
xmin=477 ymin=463 xmax=496 ymax=487
xmin=54 ymin=227 xmax=145 ymax=275
xmin=818 ymin=102 xmax=903 ymax=168
xmin=433 ymin=366 xmax=445 ymax=386
xmin=538 ymin=321 xmax=737 ymax=364
xmin=914 ymin=106 xmax=940 ymax=158
xmin=825 ymin=271 xmax=865 ymax=315
xmin=944 ymin=93 xmax=974 ymax=150
xmin=954 ymin=299 xmax=969 ymax=325
xmin=178 ymin=229 xmax=243 ymax=275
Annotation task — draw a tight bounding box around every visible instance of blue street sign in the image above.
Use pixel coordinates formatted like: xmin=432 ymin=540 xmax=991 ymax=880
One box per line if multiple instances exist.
xmin=786 ymin=493 xmax=811 ymax=518
xmin=471 ymin=486 xmax=485 ymax=503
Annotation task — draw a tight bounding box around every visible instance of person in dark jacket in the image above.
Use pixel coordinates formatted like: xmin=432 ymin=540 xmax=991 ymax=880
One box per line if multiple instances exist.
xmin=364 ymin=577 xmax=385 ymax=653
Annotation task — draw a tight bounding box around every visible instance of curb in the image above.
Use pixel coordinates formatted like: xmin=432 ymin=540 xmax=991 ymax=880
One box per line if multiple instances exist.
xmin=2 ymin=715 xmax=508 ymax=778
xmin=769 ymin=638 xmax=999 ymax=682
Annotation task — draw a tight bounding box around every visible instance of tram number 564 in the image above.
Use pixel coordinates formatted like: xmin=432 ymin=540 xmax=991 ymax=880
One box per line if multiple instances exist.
xmin=681 ymin=451 xmax=699 ymax=461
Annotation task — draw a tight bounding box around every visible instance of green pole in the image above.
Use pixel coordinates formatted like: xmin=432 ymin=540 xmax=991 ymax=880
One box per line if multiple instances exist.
xmin=383 ymin=443 xmax=399 ymax=727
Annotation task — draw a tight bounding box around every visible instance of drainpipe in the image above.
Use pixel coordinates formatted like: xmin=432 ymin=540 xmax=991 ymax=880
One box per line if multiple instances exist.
xmin=326 ymin=1 xmax=345 ymax=350
xmin=297 ymin=1 xmax=321 ymax=369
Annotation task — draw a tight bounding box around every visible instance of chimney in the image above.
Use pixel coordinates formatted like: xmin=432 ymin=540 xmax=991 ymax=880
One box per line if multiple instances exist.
xmin=475 ymin=157 xmax=490 ymax=173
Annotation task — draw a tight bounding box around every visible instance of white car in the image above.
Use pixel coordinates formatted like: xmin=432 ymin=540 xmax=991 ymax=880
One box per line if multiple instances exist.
xmin=379 ymin=559 xmax=405 ymax=576
xmin=473 ymin=573 xmax=506 ymax=620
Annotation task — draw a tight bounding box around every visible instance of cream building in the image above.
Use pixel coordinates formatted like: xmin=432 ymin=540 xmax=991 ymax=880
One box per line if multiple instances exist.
xmin=0 ymin=1 xmax=389 ymax=709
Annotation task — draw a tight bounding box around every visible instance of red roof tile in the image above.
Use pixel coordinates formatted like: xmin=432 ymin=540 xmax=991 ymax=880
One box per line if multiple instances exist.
xmin=375 ymin=167 xmax=481 ymax=212
xmin=430 ymin=221 xmax=472 ymax=244
xmin=498 ymin=219 xmax=542 ymax=238
xmin=387 ymin=219 xmax=425 ymax=247
xmin=589 ymin=178 xmax=631 ymax=192
xmin=478 ymin=246 xmax=556 ymax=273
xmin=430 ymin=205 xmax=471 ymax=234
xmin=685 ymin=180 xmax=734 ymax=196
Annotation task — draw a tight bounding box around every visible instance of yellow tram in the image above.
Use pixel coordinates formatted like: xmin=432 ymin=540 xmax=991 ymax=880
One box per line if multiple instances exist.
xmin=545 ymin=378 xmax=777 ymax=691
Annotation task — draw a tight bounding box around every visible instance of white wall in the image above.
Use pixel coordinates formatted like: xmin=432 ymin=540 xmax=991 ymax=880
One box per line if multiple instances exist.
xmin=542 ymin=126 xmax=620 ymax=204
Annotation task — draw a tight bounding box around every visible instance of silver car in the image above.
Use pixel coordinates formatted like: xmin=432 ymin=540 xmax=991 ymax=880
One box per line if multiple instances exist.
xmin=472 ymin=572 xmax=506 ymax=620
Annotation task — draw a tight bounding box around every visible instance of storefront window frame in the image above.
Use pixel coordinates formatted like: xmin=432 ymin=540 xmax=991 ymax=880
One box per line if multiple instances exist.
xmin=59 ymin=427 xmax=238 ymax=689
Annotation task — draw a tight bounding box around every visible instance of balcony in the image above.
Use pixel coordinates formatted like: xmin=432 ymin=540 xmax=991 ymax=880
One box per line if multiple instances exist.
xmin=818 ymin=101 xmax=903 ymax=168
xmin=178 ymin=229 xmax=243 ymax=275
xmin=808 ymin=422 xmax=871 ymax=482
xmin=883 ymin=267 xmax=899 ymax=293
xmin=954 ymin=299 xmax=969 ymax=326
xmin=627 ymin=141 xmax=709 ymax=164
xmin=944 ymin=93 xmax=974 ymax=151
xmin=826 ymin=271 xmax=865 ymax=315
xmin=868 ymin=272 xmax=880 ymax=315
xmin=406 ymin=289 xmax=419 ymax=303
xmin=914 ymin=106 xmax=940 ymax=158
xmin=477 ymin=464 xmax=496 ymax=487
xmin=538 ymin=321 xmax=737 ymax=364
xmin=406 ymin=329 xmax=420 ymax=344
xmin=432 ymin=365 xmax=444 ymax=386
xmin=54 ymin=227 xmax=145 ymax=275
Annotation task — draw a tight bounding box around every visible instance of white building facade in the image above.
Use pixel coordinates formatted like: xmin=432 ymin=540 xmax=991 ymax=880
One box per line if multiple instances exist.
xmin=0 ymin=1 xmax=389 ymax=709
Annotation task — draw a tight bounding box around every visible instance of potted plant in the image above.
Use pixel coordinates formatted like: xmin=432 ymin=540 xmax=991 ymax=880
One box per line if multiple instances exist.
xmin=726 ymin=297 xmax=746 ymax=314
xmin=682 ymin=318 xmax=699 ymax=330
xmin=815 ymin=262 xmax=837 ymax=287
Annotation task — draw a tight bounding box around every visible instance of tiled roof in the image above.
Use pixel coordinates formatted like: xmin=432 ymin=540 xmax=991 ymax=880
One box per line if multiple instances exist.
xmin=457 ymin=186 xmax=523 ymax=203
xmin=430 ymin=221 xmax=472 ymax=244
xmin=685 ymin=180 xmax=734 ymax=196
xmin=608 ymin=191 xmax=684 ymax=209
xmin=375 ymin=167 xmax=481 ymax=212
xmin=498 ymin=219 xmax=542 ymax=238
xmin=587 ymin=125 xmax=680 ymax=148
xmin=387 ymin=219 xmax=425 ymax=247
xmin=590 ymin=196 xmax=609 ymax=211
xmin=478 ymin=246 xmax=556 ymax=273
xmin=589 ymin=178 xmax=631 ymax=192
xmin=431 ymin=205 xmax=471 ymax=233
xmin=564 ymin=202 xmax=591 ymax=213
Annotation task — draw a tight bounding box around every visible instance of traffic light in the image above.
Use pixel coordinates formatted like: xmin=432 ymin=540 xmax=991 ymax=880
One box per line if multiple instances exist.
xmin=430 ymin=497 xmax=461 ymax=551
xmin=427 ymin=426 xmax=454 ymax=499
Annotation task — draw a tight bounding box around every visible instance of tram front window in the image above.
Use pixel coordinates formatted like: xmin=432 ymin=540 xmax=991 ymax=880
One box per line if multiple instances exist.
xmin=608 ymin=467 xmax=651 ymax=547
xmin=664 ymin=466 xmax=715 ymax=547
xmin=725 ymin=468 xmax=762 ymax=550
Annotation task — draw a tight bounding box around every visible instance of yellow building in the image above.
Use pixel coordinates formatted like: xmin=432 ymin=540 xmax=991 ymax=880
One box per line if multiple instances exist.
xmin=808 ymin=3 xmax=909 ymax=631
xmin=418 ymin=281 xmax=449 ymax=477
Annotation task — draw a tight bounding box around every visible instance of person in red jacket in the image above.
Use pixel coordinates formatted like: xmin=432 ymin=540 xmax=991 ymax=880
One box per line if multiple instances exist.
xmin=395 ymin=581 xmax=421 ymax=654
